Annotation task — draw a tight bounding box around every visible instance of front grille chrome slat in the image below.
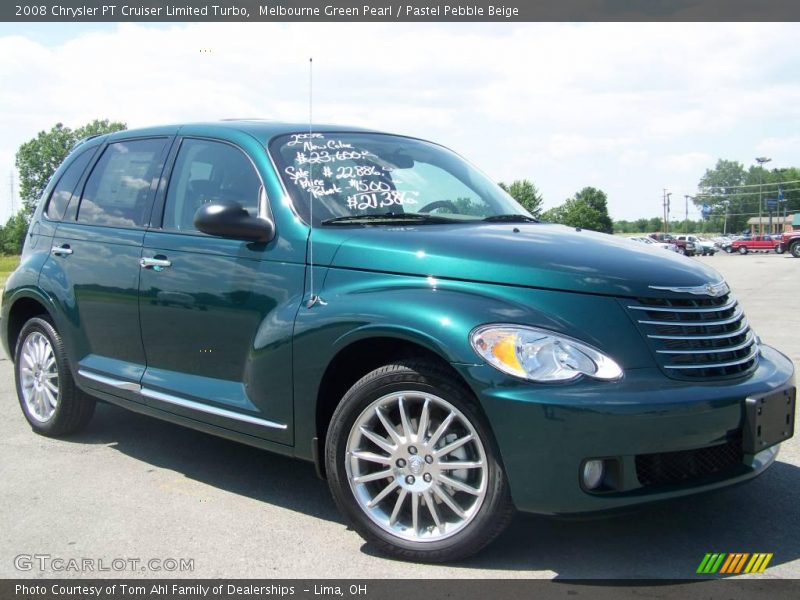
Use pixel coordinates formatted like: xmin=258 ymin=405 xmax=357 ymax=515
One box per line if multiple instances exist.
xmin=626 ymin=292 xmax=758 ymax=380
xmin=663 ymin=344 xmax=759 ymax=370
xmin=636 ymin=306 xmax=743 ymax=327
xmin=647 ymin=319 xmax=750 ymax=341
xmin=627 ymin=298 xmax=738 ymax=313
xmin=656 ymin=332 xmax=754 ymax=355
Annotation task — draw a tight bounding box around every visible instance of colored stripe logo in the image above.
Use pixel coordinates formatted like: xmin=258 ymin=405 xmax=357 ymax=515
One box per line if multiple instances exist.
xmin=697 ymin=553 xmax=773 ymax=574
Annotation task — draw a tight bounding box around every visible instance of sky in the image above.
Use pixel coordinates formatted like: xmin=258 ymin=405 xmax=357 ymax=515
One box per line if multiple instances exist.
xmin=1 ymin=21 xmax=799 ymax=223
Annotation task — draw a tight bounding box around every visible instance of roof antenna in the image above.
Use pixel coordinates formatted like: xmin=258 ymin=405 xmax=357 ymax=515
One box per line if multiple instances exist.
xmin=306 ymin=57 xmax=324 ymax=308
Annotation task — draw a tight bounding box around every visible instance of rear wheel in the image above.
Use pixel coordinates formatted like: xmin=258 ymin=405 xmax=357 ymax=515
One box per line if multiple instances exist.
xmin=776 ymin=244 xmax=785 ymax=254
xmin=14 ymin=317 xmax=95 ymax=436
xmin=325 ymin=360 xmax=514 ymax=562
xmin=677 ymin=246 xmax=686 ymax=255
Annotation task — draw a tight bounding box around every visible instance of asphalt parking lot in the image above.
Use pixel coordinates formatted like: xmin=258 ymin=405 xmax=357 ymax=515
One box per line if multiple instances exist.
xmin=0 ymin=251 xmax=797 ymax=579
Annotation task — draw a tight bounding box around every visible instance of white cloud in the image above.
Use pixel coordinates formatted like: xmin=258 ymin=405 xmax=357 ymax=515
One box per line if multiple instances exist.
xmin=1 ymin=22 xmax=800 ymax=222
xmin=661 ymin=152 xmax=715 ymax=173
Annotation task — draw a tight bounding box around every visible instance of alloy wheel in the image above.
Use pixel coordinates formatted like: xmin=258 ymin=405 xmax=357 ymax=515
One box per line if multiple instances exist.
xmin=345 ymin=391 xmax=488 ymax=542
xmin=19 ymin=331 xmax=59 ymax=423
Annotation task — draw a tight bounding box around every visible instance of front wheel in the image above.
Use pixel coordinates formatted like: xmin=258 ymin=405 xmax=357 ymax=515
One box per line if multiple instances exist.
xmin=14 ymin=316 xmax=95 ymax=436
xmin=325 ymin=360 xmax=514 ymax=562
xmin=738 ymin=246 xmax=748 ymax=255
xmin=776 ymin=244 xmax=785 ymax=254
xmin=791 ymin=243 xmax=800 ymax=258
xmin=677 ymin=246 xmax=686 ymax=255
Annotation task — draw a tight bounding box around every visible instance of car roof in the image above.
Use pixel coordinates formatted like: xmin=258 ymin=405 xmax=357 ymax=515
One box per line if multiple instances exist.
xmin=97 ymin=120 xmax=383 ymax=147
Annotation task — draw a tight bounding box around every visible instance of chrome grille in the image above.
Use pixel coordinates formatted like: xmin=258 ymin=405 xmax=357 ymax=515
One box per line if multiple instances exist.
xmin=626 ymin=293 xmax=759 ymax=380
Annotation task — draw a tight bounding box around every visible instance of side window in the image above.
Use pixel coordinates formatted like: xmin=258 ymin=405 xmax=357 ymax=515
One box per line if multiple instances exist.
xmin=45 ymin=147 xmax=95 ymax=221
xmin=77 ymin=138 xmax=167 ymax=228
xmin=163 ymin=139 xmax=261 ymax=232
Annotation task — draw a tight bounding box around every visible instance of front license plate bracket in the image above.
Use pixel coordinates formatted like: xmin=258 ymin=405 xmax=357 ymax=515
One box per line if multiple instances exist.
xmin=743 ymin=387 xmax=796 ymax=454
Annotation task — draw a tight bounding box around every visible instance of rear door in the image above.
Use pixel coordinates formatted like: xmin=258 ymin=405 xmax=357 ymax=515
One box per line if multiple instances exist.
xmin=137 ymin=135 xmax=300 ymax=445
xmin=48 ymin=136 xmax=171 ymax=401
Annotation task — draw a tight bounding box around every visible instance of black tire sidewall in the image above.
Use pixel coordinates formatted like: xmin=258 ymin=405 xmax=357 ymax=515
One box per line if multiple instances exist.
xmin=14 ymin=316 xmax=88 ymax=436
xmin=325 ymin=362 xmax=513 ymax=561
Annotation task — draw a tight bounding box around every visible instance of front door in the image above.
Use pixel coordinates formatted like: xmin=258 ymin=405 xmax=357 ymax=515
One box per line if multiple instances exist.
xmin=138 ymin=137 xmax=300 ymax=445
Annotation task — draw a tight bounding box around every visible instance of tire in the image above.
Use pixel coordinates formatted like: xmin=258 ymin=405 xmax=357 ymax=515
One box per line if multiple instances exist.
xmin=725 ymin=246 xmax=733 ymax=253
xmin=325 ymin=359 xmax=514 ymax=562
xmin=677 ymin=246 xmax=686 ymax=255
xmin=791 ymin=242 xmax=800 ymax=258
xmin=738 ymin=246 xmax=748 ymax=255
xmin=14 ymin=316 xmax=95 ymax=436
xmin=776 ymin=244 xmax=785 ymax=254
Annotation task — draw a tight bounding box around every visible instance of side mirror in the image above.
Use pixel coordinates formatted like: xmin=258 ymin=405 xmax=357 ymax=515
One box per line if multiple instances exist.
xmin=193 ymin=200 xmax=275 ymax=243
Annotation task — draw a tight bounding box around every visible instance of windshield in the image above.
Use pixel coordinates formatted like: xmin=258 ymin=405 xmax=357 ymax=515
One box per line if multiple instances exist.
xmin=270 ymin=132 xmax=530 ymax=226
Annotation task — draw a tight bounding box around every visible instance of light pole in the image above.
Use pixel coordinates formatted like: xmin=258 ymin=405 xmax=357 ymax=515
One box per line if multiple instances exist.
xmin=755 ymin=156 xmax=771 ymax=235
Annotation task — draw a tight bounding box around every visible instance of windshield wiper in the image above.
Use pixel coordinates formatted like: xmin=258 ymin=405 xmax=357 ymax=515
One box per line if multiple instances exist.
xmin=482 ymin=214 xmax=539 ymax=223
xmin=321 ymin=212 xmax=458 ymax=225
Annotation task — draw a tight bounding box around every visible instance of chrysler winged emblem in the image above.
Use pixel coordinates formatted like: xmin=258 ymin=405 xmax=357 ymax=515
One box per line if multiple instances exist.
xmin=649 ymin=281 xmax=729 ymax=297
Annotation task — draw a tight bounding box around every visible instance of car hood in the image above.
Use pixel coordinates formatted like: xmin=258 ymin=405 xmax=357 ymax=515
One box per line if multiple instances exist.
xmin=318 ymin=223 xmax=723 ymax=298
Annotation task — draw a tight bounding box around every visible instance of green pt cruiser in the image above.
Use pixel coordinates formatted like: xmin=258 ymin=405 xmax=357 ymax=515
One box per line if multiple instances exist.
xmin=1 ymin=121 xmax=795 ymax=562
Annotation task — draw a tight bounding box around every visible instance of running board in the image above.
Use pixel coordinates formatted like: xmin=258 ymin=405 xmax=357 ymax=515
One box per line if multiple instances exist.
xmin=77 ymin=370 xmax=287 ymax=430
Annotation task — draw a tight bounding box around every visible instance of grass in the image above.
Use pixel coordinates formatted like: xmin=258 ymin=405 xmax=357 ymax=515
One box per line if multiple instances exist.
xmin=0 ymin=255 xmax=20 ymax=289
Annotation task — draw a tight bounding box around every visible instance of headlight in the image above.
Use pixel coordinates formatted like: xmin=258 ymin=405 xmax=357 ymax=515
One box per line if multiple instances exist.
xmin=470 ymin=325 xmax=623 ymax=383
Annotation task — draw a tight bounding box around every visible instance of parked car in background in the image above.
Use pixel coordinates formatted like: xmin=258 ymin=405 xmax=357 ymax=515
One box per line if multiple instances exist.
xmin=627 ymin=236 xmax=678 ymax=252
xmin=729 ymin=235 xmax=784 ymax=255
xmin=676 ymin=235 xmax=716 ymax=256
xmin=713 ymin=236 xmax=733 ymax=252
xmin=648 ymin=233 xmax=696 ymax=256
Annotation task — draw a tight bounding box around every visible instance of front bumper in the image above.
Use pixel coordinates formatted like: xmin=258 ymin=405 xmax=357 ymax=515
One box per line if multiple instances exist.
xmin=457 ymin=344 xmax=795 ymax=515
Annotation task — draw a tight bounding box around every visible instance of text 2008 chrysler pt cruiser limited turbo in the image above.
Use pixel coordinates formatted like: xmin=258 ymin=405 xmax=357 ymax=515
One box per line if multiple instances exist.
xmin=1 ymin=121 xmax=795 ymax=561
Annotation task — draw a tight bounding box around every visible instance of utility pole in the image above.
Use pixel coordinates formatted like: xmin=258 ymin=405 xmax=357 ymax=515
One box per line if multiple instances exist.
xmin=723 ymin=201 xmax=729 ymax=235
xmin=684 ymin=195 xmax=690 ymax=234
xmin=755 ymin=156 xmax=771 ymax=235
xmin=665 ymin=192 xmax=671 ymax=233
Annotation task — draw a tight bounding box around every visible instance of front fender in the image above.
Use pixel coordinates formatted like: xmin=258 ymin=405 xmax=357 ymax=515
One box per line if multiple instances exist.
xmin=291 ymin=266 xmax=653 ymax=460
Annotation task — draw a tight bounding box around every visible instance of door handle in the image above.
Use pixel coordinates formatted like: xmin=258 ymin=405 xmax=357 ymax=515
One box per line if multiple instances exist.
xmin=139 ymin=257 xmax=172 ymax=269
xmin=51 ymin=245 xmax=73 ymax=257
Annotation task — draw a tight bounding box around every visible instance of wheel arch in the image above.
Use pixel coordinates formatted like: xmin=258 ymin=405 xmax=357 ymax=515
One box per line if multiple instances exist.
xmin=3 ymin=290 xmax=56 ymax=362
xmin=312 ymin=334 xmax=481 ymax=479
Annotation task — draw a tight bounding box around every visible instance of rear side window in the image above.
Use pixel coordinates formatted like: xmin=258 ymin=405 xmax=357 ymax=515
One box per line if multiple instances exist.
xmin=77 ymin=138 xmax=167 ymax=228
xmin=45 ymin=148 xmax=95 ymax=221
xmin=162 ymin=138 xmax=261 ymax=232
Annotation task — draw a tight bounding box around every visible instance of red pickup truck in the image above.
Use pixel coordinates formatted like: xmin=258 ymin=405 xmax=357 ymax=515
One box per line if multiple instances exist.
xmin=780 ymin=231 xmax=800 ymax=257
xmin=729 ymin=235 xmax=783 ymax=254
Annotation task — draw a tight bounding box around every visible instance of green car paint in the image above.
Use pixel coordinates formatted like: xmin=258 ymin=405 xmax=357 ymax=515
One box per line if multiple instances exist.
xmin=1 ymin=121 xmax=795 ymax=518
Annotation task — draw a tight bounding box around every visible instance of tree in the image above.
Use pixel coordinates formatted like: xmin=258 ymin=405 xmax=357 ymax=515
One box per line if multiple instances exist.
xmin=15 ymin=119 xmax=126 ymax=215
xmin=573 ymin=187 xmax=613 ymax=233
xmin=498 ymin=179 xmax=543 ymax=218
xmin=543 ymin=186 xmax=614 ymax=233
xmin=0 ymin=212 xmax=29 ymax=255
